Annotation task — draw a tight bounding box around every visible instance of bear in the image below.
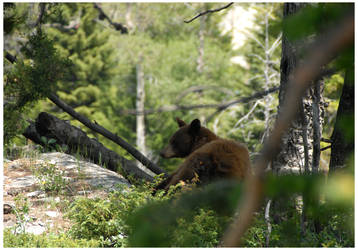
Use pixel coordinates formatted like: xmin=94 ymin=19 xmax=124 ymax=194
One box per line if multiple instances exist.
xmin=154 ymin=117 xmax=251 ymax=192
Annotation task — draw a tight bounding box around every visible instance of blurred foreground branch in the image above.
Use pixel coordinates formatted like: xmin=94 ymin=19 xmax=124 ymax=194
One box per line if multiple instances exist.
xmin=221 ymin=12 xmax=354 ymax=247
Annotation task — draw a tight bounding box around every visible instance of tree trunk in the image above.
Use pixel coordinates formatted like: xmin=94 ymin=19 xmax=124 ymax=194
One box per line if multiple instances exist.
xmin=273 ymin=3 xmax=308 ymax=175
xmin=329 ymin=68 xmax=354 ymax=171
xmin=136 ymin=63 xmax=154 ymax=176
xmin=136 ymin=63 xmax=147 ymax=157
xmin=23 ymin=112 xmax=154 ymax=182
xmin=196 ymin=13 xmax=206 ymax=73
xmin=272 ymin=2 xmax=326 ymax=233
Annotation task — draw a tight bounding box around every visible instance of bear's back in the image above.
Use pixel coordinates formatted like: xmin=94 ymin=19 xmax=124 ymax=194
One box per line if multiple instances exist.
xmin=187 ymin=138 xmax=250 ymax=180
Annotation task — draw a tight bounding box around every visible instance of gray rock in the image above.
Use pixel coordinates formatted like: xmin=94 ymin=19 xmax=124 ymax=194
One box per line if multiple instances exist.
xmin=26 ymin=190 xmax=45 ymax=198
xmin=26 ymin=224 xmax=46 ymax=235
xmin=8 ymin=176 xmax=37 ymax=189
xmin=13 ymin=222 xmax=47 ymax=235
xmin=45 ymin=211 xmax=58 ymax=218
xmin=39 ymin=152 xmax=131 ymax=190
xmin=77 ymin=190 xmax=92 ymax=195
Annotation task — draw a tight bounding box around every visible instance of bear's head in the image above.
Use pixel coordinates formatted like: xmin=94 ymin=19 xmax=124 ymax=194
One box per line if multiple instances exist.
xmin=160 ymin=118 xmax=218 ymax=158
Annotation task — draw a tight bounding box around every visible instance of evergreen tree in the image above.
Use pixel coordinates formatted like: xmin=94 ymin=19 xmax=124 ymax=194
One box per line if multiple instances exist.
xmin=44 ymin=3 xmax=117 ymax=128
xmin=4 ymin=3 xmax=71 ymax=146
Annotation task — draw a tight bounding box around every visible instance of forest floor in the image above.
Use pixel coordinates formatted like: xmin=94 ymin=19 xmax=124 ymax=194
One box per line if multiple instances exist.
xmin=3 ymin=152 xmax=130 ymax=235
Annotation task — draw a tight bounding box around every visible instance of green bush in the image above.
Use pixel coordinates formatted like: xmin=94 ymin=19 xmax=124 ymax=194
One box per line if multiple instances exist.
xmin=32 ymin=163 xmax=69 ymax=195
xmin=174 ymin=208 xmax=229 ymax=247
xmin=65 ymin=180 xmax=236 ymax=247
xmin=3 ymin=229 xmax=101 ymax=248
xmin=5 ymin=175 xmax=353 ymax=247
xmin=65 ymin=178 xmax=171 ymax=247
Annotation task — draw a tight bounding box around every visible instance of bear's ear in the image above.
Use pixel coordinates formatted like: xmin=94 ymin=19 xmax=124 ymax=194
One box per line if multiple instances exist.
xmin=189 ymin=119 xmax=201 ymax=134
xmin=176 ymin=117 xmax=186 ymax=127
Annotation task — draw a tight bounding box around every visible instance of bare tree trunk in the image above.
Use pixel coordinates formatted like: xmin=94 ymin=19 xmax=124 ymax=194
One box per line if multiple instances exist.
xmin=273 ymin=3 xmax=309 ymax=176
xmin=125 ymin=3 xmax=135 ymax=30
xmin=312 ymin=80 xmax=323 ymax=174
xmin=261 ymin=7 xmax=280 ymax=144
xmin=196 ymin=14 xmax=206 ymax=73
xmin=136 ymin=63 xmax=147 ymax=157
xmin=265 ymin=199 xmax=272 ymax=247
xmin=136 ymin=63 xmax=153 ymax=176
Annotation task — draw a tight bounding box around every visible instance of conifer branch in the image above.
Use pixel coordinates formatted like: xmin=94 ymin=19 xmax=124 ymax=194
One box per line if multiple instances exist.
xmin=184 ymin=2 xmax=234 ymax=23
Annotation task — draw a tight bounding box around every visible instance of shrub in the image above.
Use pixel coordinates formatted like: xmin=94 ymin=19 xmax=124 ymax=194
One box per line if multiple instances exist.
xmin=3 ymin=229 xmax=101 ymax=248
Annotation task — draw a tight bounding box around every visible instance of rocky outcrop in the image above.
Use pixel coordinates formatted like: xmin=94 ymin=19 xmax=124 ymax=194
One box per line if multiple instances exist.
xmin=3 ymin=152 xmax=131 ymax=235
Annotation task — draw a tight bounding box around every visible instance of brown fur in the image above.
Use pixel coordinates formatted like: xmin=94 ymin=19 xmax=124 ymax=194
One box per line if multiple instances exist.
xmin=155 ymin=118 xmax=250 ymax=192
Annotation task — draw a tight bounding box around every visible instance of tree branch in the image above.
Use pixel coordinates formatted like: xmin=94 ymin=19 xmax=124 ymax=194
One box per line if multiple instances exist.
xmin=93 ymin=3 xmax=128 ymax=33
xmin=320 ymin=145 xmax=331 ymax=151
xmin=48 ymin=93 xmax=166 ymax=176
xmin=221 ymin=12 xmax=354 ymax=247
xmin=5 ymin=51 xmax=16 ymax=64
xmin=34 ymin=3 xmax=46 ymax=28
xmin=205 ymin=86 xmax=279 ymax=123
xmin=175 ymin=85 xmax=233 ymax=104
xmin=122 ymin=86 xmax=280 ymax=115
xmin=184 ymin=2 xmax=234 ymax=23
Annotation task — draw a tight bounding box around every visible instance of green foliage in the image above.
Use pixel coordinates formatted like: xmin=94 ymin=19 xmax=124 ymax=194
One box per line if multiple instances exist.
xmin=63 ymin=171 xmax=353 ymax=247
xmin=3 ymin=3 xmax=27 ymax=35
xmin=174 ymin=208 xmax=228 ymax=247
xmin=283 ymin=3 xmax=352 ymax=42
xmin=65 ymin=179 xmax=168 ymax=247
xmin=4 ymin=229 xmax=101 ymax=248
xmin=32 ymin=163 xmax=69 ymax=194
xmin=63 ymin=179 xmax=241 ymax=247
xmin=127 ymin=180 xmax=242 ymax=247
xmin=12 ymin=194 xmax=31 ymax=234
xmin=4 ymin=17 xmax=71 ymax=146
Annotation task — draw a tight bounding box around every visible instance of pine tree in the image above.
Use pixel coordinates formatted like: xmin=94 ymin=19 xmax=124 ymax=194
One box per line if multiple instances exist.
xmin=44 ymin=3 xmax=117 ymax=134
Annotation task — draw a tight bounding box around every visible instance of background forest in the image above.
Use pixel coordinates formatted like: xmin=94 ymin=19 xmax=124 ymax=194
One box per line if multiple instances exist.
xmin=3 ymin=2 xmax=354 ymax=247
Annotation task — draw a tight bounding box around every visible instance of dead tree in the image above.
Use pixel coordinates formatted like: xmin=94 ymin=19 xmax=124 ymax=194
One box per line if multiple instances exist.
xmin=23 ymin=112 xmax=154 ymax=182
xmin=136 ymin=63 xmax=152 ymax=176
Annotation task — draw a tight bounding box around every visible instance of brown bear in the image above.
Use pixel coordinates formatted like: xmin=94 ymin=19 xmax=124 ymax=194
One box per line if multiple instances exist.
xmin=154 ymin=117 xmax=250 ymax=192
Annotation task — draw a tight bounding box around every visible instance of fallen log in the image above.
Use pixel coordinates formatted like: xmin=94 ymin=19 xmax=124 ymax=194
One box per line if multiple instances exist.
xmin=48 ymin=93 xmax=166 ymax=176
xmin=23 ymin=112 xmax=154 ymax=182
